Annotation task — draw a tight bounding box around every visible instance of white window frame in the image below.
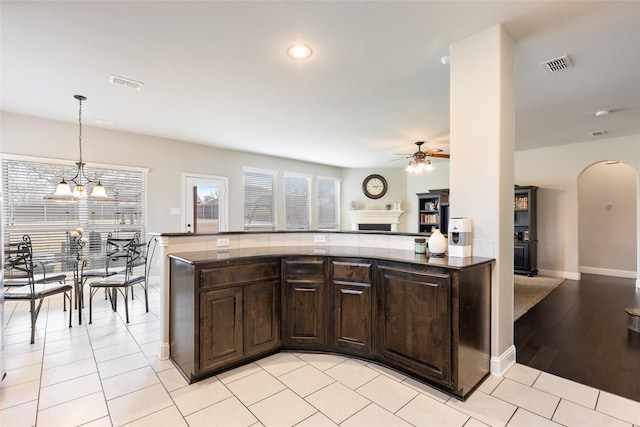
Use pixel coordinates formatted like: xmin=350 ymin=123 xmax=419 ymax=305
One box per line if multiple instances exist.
xmin=1 ymin=154 xmax=148 ymax=273
xmin=284 ymin=172 xmax=312 ymax=231
xmin=317 ymin=176 xmax=341 ymax=230
xmin=243 ymin=167 xmax=277 ymax=231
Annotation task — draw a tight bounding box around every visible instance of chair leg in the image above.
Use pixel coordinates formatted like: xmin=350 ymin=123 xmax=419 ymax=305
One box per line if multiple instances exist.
xmin=111 ymin=287 xmax=118 ymax=312
xmin=124 ymin=287 xmax=130 ymax=323
xmin=144 ymin=281 xmax=149 ymax=313
xmin=30 ymin=299 xmax=36 ymax=344
xmin=67 ymin=291 xmax=72 ymax=328
xmin=89 ymin=287 xmax=95 ymax=324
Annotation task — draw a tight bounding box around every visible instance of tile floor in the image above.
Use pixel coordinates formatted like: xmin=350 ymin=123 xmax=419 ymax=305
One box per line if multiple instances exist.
xmin=1 ymin=281 xmax=639 ymax=427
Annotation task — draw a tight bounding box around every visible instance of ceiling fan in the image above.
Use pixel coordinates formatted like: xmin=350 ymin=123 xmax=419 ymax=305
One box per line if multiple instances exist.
xmin=395 ymin=141 xmax=450 ymax=173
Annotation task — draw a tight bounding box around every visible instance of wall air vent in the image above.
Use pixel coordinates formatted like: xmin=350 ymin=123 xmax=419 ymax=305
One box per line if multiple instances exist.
xmin=590 ymin=130 xmax=607 ymax=137
xmin=540 ymin=55 xmax=572 ymax=74
xmin=109 ymin=75 xmax=144 ymax=90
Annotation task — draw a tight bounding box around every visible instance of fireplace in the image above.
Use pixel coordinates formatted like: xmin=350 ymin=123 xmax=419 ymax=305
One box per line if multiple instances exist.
xmin=359 ymin=224 xmax=392 ymax=231
xmin=347 ymin=209 xmax=404 ymax=232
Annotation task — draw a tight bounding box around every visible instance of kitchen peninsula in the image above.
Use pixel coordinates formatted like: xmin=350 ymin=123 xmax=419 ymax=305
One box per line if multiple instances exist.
xmin=155 ymin=231 xmax=494 ymax=399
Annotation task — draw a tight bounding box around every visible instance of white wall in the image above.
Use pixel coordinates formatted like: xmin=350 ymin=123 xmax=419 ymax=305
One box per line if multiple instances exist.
xmin=578 ymin=161 xmax=637 ymax=276
xmin=340 ymin=167 xmax=407 ymax=231
xmin=515 ymin=134 xmax=640 ymax=280
xmin=0 ymin=112 xmax=342 ymax=233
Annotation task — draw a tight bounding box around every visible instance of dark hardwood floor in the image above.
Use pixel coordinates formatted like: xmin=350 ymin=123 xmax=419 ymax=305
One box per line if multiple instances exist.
xmin=515 ymin=273 xmax=640 ymax=402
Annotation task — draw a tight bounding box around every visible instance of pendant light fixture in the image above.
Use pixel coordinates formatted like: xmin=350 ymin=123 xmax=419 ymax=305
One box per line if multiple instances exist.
xmin=54 ymin=95 xmax=107 ymax=198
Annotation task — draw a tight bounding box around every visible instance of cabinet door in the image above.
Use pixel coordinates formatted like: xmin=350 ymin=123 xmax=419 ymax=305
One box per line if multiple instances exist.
xmin=514 ymin=243 xmax=530 ymax=271
xmin=244 ymin=280 xmax=281 ymax=357
xmin=376 ymin=264 xmax=452 ymax=385
xmin=332 ymin=281 xmax=371 ymax=355
xmin=199 ymin=287 xmax=243 ymax=372
xmin=283 ymin=258 xmax=327 ymax=348
xmin=331 ymin=259 xmax=372 ymax=355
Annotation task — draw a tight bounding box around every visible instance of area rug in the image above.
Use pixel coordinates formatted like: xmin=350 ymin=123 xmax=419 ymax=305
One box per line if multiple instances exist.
xmin=514 ymin=275 xmax=565 ymax=320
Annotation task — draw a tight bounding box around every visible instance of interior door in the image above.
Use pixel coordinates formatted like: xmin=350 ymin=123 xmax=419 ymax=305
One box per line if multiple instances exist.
xmin=183 ymin=174 xmax=228 ymax=233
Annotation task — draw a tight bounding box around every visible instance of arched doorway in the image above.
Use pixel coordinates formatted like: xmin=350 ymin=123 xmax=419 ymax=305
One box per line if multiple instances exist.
xmin=577 ymin=161 xmax=638 ymax=278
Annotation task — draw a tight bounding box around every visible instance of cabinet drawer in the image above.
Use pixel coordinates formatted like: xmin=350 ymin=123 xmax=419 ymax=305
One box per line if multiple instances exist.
xmin=201 ymin=260 xmax=280 ymax=289
xmin=283 ymin=257 xmax=325 ymax=278
xmin=331 ymin=259 xmax=372 ymax=283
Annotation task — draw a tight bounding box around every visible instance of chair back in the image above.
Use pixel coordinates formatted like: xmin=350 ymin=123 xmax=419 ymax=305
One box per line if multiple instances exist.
xmin=104 ymin=232 xmax=140 ymax=274
xmin=123 ymin=234 xmax=145 ymax=280
xmin=4 ymin=236 xmax=35 ymax=291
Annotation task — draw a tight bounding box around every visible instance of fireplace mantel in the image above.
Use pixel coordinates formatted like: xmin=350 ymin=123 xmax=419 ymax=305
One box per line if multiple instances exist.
xmin=347 ymin=209 xmax=404 ymax=232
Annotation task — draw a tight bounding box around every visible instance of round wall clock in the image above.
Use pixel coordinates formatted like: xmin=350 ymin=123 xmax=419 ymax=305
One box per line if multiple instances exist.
xmin=362 ymin=174 xmax=388 ymax=199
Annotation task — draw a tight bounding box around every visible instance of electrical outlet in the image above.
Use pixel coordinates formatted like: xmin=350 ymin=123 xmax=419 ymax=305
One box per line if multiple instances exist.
xmin=216 ymin=238 xmax=230 ymax=247
xmin=314 ymin=235 xmax=326 ymax=244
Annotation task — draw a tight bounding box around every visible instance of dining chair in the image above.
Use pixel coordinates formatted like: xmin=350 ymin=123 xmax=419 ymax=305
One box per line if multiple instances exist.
xmin=78 ymin=233 xmax=132 ymax=308
xmin=4 ymin=235 xmax=67 ymax=287
xmin=88 ymin=234 xmax=147 ymax=324
xmin=4 ymin=235 xmax=73 ymax=344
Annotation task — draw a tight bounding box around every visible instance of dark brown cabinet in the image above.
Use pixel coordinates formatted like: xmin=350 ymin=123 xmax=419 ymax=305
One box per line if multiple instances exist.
xmin=514 ymin=185 xmax=538 ymax=276
xmin=376 ymin=263 xmax=452 ymax=386
xmin=331 ymin=258 xmax=372 ymax=356
xmin=244 ymin=280 xmax=281 ymax=357
xmin=170 ymin=250 xmax=492 ymax=399
xmin=282 ymin=257 xmax=327 ymax=348
xmin=376 ymin=260 xmax=491 ymax=397
xmin=417 ymin=189 xmax=450 ymax=234
xmin=200 ymin=287 xmax=243 ymax=371
xmin=169 ymin=257 xmax=281 ymax=381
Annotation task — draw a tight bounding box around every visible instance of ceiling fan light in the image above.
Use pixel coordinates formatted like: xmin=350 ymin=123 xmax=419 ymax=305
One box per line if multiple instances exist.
xmin=425 ymin=161 xmax=434 ymax=172
xmin=406 ymin=162 xmax=415 ymax=173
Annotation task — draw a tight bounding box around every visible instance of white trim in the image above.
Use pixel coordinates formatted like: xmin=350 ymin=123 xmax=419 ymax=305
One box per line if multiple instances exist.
xmin=181 ymin=173 xmax=230 ymax=233
xmin=579 ymin=266 xmax=637 ymax=279
xmin=490 ymin=345 xmax=516 ymax=376
xmin=538 ymin=268 xmax=581 ymax=280
xmin=1 ymin=152 xmax=149 ymax=173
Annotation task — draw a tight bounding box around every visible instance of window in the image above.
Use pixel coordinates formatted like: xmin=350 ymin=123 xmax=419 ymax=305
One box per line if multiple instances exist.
xmin=243 ymin=168 xmax=276 ymax=231
xmin=284 ymin=173 xmax=311 ymax=230
xmin=317 ymin=177 xmax=340 ymax=230
xmin=2 ymin=156 xmax=147 ymax=273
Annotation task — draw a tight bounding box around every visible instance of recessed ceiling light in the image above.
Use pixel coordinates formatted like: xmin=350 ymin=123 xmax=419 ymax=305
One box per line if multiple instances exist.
xmin=287 ymin=44 xmax=312 ymax=60
xmin=595 ymin=110 xmax=610 ymax=117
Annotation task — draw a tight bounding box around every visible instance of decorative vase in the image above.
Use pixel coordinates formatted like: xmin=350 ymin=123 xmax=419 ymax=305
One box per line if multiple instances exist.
xmin=428 ymin=228 xmax=447 ymax=255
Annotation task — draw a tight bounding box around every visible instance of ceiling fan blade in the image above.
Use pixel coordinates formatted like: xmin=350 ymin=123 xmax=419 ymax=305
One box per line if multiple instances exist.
xmin=427 ymin=153 xmax=450 ymax=158
xmin=426 ymin=148 xmax=443 ymax=154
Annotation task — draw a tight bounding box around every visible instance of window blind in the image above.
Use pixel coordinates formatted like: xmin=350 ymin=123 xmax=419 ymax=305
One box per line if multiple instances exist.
xmin=284 ymin=173 xmax=311 ymax=230
xmin=2 ymin=158 xmax=147 ymax=273
xmin=244 ymin=169 xmax=276 ymax=231
xmin=317 ymin=177 xmax=340 ymax=230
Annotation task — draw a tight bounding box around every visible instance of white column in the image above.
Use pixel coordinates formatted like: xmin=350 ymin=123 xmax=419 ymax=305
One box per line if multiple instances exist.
xmin=450 ymin=25 xmax=516 ymax=374
xmin=156 ymin=236 xmax=171 ymax=360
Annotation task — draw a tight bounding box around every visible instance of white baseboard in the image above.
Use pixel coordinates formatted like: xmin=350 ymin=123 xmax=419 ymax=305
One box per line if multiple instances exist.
xmin=538 ymin=269 xmax=581 ymax=280
xmin=490 ymin=345 xmax=516 ymax=376
xmin=579 ymin=266 xmax=638 ymax=279
xmin=158 ymin=342 xmax=170 ymax=360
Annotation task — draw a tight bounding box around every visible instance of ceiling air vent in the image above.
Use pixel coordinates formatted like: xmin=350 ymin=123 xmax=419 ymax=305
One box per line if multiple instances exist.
xmin=540 ymin=55 xmax=572 ymax=74
xmin=590 ymin=130 xmax=607 ymax=137
xmin=109 ymin=75 xmax=144 ymax=90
